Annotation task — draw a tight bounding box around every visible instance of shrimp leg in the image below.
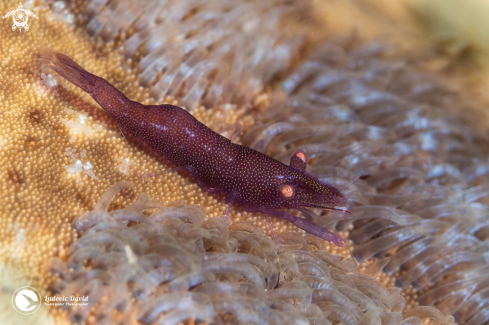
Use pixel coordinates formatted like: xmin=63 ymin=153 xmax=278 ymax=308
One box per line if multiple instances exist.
xmin=223 ymin=191 xmax=239 ymax=223
xmin=180 ymin=165 xmax=220 ymax=194
xmin=264 ymin=216 xmax=279 ymax=245
xmin=242 ymin=206 xmax=347 ymax=247
xmin=253 ymin=139 xmax=265 ymax=153
xmin=218 ymin=123 xmax=242 ymax=143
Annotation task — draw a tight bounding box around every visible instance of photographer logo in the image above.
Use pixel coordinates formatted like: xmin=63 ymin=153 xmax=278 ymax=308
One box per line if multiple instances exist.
xmin=12 ymin=286 xmax=41 ymax=315
xmin=3 ymin=3 xmax=38 ymax=32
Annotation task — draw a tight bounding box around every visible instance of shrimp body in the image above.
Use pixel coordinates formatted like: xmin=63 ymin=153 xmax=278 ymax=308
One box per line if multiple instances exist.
xmin=39 ymin=51 xmax=349 ymax=247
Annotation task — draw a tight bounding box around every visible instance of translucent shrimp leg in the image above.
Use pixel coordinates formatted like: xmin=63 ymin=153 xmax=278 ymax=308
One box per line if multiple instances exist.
xmin=242 ymin=207 xmax=347 ymax=247
xmin=218 ymin=123 xmax=242 ymax=143
xmin=223 ymin=191 xmax=239 ymax=223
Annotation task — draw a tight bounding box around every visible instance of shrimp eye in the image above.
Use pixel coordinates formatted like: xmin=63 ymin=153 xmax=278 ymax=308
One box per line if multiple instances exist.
xmin=280 ymin=184 xmax=295 ymax=198
xmin=295 ymin=151 xmax=306 ymax=163
xmin=290 ymin=150 xmax=307 ymax=173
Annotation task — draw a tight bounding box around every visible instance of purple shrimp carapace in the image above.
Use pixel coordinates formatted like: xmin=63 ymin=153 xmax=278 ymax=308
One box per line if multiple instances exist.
xmin=39 ymin=51 xmax=349 ymax=247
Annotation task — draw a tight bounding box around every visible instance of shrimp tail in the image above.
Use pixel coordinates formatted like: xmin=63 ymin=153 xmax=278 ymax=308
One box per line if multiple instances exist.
xmin=38 ymin=51 xmax=133 ymax=119
xmin=38 ymin=51 xmax=98 ymax=95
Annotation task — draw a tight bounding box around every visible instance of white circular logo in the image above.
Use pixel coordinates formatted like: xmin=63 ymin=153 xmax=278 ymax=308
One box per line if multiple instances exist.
xmin=2 ymin=3 xmax=38 ymax=32
xmin=12 ymin=286 xmax=41 ymax=315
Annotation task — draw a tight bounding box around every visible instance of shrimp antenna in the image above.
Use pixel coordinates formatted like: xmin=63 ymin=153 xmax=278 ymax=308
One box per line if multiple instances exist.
xmin=119 ymin=127 xmax=129 ymax=143
xmin=297 ymin=207 xmax=358 ymax=267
